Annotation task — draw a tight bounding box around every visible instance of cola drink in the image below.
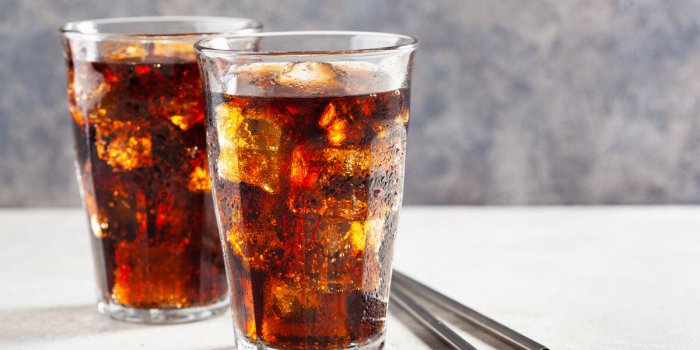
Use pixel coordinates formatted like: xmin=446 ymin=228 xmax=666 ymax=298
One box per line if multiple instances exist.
xmin=61 ymin=17 xmax=262 ymax=324
xmin=66 ymin=56 xmax=227 ymax=313
xmin=206 ymin=61 xmax=409 ymax=349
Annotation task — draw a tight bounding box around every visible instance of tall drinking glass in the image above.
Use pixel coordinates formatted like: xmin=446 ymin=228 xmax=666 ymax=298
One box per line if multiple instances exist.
xmin=60 ymin=16 xmax=262 ymax=323
xmin=196 ymin=31 xmax=417 ymax=349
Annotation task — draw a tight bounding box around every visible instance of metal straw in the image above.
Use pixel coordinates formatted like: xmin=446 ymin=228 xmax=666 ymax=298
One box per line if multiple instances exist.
xmin=392 ymin=270 xmax=549 ymax=350
xmin=391 ymin=284 xmax=478 ymax=350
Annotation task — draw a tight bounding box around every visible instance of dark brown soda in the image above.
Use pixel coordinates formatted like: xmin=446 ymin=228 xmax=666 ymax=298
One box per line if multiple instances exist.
xmin=207 ymin=88 xmax=409 ymax=349
xmin=67 ymin=58 xmax=227 ymax=309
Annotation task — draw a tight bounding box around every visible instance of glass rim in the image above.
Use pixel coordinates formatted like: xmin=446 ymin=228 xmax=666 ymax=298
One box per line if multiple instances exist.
xmin=60 ymin=16 xmax=263 ymax=41
xmin=194 ymin=31 xmax=418 ymax=58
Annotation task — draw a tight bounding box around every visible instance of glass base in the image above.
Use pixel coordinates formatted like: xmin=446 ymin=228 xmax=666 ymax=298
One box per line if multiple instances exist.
xmin=97 ymin=298 xmax=228 ymax=324
xmin=234 ymin=333 xmax=385 ymax=350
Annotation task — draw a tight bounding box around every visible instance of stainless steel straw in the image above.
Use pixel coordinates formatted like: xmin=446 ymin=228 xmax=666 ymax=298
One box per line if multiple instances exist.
xmin=392 ymin=270 xmax=549 ymax=350
xmin=391 ymin=284 xmax=478 ymax=350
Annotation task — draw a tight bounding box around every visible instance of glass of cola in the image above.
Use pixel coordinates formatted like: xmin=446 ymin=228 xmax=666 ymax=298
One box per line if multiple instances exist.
xmin=60 ymin=16 xmax=262 ymax=323
xmin=196 ymin=31 xmax=417 ymax=349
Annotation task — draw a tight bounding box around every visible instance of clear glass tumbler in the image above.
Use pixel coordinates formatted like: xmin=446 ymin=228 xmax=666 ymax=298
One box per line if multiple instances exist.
xmin=60 ymin=16 xmax=262 ymax=323
xmin=196 ymin=31 xmax=417 ymax=349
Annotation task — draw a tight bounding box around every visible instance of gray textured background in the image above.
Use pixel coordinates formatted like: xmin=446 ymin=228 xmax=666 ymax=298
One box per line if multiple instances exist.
xmin=2 ymin=0 xmax=700 ymax=206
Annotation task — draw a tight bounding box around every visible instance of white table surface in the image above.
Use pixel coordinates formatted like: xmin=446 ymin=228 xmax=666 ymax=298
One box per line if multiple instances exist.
xmin=1 ymin=207 xmax=699 ymax=350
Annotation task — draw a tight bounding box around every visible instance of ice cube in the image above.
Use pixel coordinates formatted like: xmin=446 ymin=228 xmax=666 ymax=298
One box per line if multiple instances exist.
xmin=295 ymin=215 xmax=384 ymax=291
xmin=214 ymin=102 xmax=286 ymax=193
xmin=288 ymin=145 xmax=370 ymax=220
xmin=101 ymin=43 xmax=149 ymax=61
xmin=159 ymin=85 xmax=204 ymax=131
xmin=277 ymin=62 xmax=343 ymax=95
xmin=227 ymin=225 xmax=283 ymax=269
xmin=151 ymin=41 xmax=196 ymax=60
xmin=236 ymin=117 xmax=283 ymax=152
xmin=318 ymin=103 xmax=348 ymax=146
xmin=68 ymin=63 xmax=109 ymax=127
xmin=261 ymin=276 xmax=352 ymax=341
xmin=235 ymin=62 xmax=291 ymax=78
xmin=166 ymin=112 xmax=202 ymax=131
xmin=279 ymin=62 xmax=337 ymax=86
xmin=95 ymin=120 xmax=153 ymax=171
xmin=318 ymin=100 xmax=375 ymax=146
xmin=218 ymin=149 xmax=280 ymax=194
xmin=188 ymin=165 xmax=211 ymax=192
xmin=266 ymin=278 xmax=307 ymax=319
xmin=214 ymin=103 xmax=244 ymax=148
xmin=216 ymin=150 xmax=241 ymax=184
xmin=299 ymin=215 xmax=357 ymax=290
xmin=185 ymin=147 xmax=211 ymax=192
xmin=225 ymin=184 xmax=285 ymax=269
